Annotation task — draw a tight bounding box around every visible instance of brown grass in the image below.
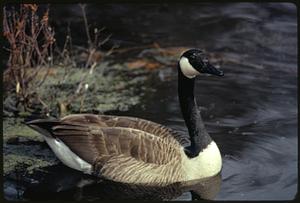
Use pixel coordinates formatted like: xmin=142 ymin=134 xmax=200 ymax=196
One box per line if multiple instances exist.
xmin=3 ymin=4 xmax=55 ymax=111
xmin=3 ymin=4 xmax=117 ymax=117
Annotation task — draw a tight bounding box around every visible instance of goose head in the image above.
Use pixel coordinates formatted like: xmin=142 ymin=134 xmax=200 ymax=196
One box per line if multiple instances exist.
xmin=177 ymin=48 xmax=224 ymax=159
xmin=179 ymin=49 xmax=224 ymax=78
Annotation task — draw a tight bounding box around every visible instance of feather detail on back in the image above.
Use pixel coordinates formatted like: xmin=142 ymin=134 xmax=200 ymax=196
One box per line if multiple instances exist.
xmin=61 ymin=114 xmax=190 ymax=146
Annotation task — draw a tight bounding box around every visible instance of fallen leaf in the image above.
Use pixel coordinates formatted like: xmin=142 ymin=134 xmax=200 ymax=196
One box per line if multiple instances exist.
xmin=145 ymin=62 xmax=161 ymax=70
xmin=126 ymin=59 xmax=147 ymax=69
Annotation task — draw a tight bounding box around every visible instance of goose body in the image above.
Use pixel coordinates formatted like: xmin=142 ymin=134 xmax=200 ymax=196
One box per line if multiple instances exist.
xmin=27 ymin=49 xmax=224 ymax=186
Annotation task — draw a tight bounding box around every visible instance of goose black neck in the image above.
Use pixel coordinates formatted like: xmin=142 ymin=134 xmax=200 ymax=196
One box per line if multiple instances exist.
xmin=177 ymin=64 xmax=212 ymax=157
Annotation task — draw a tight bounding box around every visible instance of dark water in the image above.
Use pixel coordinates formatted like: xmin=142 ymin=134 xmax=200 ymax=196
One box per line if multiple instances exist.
xmin=5 ymin=3 xmax=298 ymax=201
xmin=123 ymin=3 xmax=298 ymax=200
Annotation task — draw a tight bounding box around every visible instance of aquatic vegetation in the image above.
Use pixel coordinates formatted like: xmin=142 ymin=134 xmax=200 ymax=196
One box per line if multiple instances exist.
xmin=3 ymin=118 xmax=42 ymax=142
xmin=3 ymin=118 xmax=57 ymax=176
xmin=3 ymin=61 xmax=153 ymax=176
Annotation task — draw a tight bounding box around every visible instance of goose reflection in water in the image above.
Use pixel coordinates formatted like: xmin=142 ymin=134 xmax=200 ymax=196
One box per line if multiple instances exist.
xmin=23 ymin=164 xmax=221 ymax=201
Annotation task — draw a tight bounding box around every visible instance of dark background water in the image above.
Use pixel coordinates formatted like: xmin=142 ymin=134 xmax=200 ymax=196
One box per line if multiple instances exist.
xmin=5 ymin=3 xmax=298 ymax=200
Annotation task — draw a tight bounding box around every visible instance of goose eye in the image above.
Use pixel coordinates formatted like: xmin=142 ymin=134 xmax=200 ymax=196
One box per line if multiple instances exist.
xmin=190 ymin=53 xmax=199 ymax=59
xmin=203 ymin=58 xmax=209 ymax=65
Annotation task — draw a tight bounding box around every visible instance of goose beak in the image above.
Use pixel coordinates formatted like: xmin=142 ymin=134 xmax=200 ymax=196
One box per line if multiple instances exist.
xmin=196 ymin=62 xmax=224 ymax=77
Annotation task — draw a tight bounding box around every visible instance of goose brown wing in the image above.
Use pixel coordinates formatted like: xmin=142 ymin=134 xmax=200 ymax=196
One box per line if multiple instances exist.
xmin=27 ymin=116 xmax=186 ymax=183
xmin=51 ymin=122 xmax=182 ymax=167
xmin=61 ymin=114 xmax=190 ymax=146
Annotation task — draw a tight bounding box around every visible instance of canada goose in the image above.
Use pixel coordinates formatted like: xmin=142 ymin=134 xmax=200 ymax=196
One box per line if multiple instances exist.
xmin=27 ymin=49 xmax=224 ymax=186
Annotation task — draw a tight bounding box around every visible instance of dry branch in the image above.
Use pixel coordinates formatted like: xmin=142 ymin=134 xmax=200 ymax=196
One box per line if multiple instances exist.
xmin=3 ymin=4 xmax=55 ymax=112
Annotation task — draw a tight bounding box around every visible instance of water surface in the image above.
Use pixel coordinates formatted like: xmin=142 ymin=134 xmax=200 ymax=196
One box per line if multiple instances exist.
xmin=107 ymin=3 xmax=298 ymax=200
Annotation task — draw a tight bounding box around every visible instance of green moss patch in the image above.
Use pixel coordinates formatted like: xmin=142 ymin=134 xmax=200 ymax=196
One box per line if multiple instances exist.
xmin=3 ymin=61 xmax=154 ymax=176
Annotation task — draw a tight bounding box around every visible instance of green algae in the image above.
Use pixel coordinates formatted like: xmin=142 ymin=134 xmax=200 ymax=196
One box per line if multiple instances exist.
xmin=3 ymin=118 xmax=43 ymax=143
xmin=3 ymin=154 xmax=57 ymax=176
xmin=3 ymin=118 xmax=58 ymax=176
xmin=31 ymin=62 xmax=149 ymax=116
xmin=3 ymin=61 xmax=153 ymax=176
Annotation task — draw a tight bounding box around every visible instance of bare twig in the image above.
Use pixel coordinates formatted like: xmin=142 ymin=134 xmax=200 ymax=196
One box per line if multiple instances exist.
xmin=74 ymin=4 xmax=113 ymax=95
xmin=79 ymin=4 xmax=92 ymax=49
xmin=3 ymin=4 xmax=55 ymax=114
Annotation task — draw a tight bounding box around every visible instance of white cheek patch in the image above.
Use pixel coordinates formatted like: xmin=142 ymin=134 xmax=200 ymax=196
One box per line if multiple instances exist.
xmin=179 ymin=57 xmax=200 ymax=78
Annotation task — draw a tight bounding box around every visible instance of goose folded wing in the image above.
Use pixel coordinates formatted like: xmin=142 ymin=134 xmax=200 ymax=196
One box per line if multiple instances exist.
xmin=61 ymin=114 xmax=190 ymax=146
xmin=51 ymin=122 xmax=181 ymax=167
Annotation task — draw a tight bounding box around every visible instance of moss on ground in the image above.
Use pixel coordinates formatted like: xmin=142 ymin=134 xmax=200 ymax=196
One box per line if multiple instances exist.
xmin=3 ymin=118 xmax=58 ymax=176
xmin=32 ymin=62 xmax=149 ymax=116
xmin=3 ymin=118 xmax=42 ymax=142
xmin=3 ymin=61 xmax=153 ymax=176
xmin=3 ymin=154 xmax=58 ymax=176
